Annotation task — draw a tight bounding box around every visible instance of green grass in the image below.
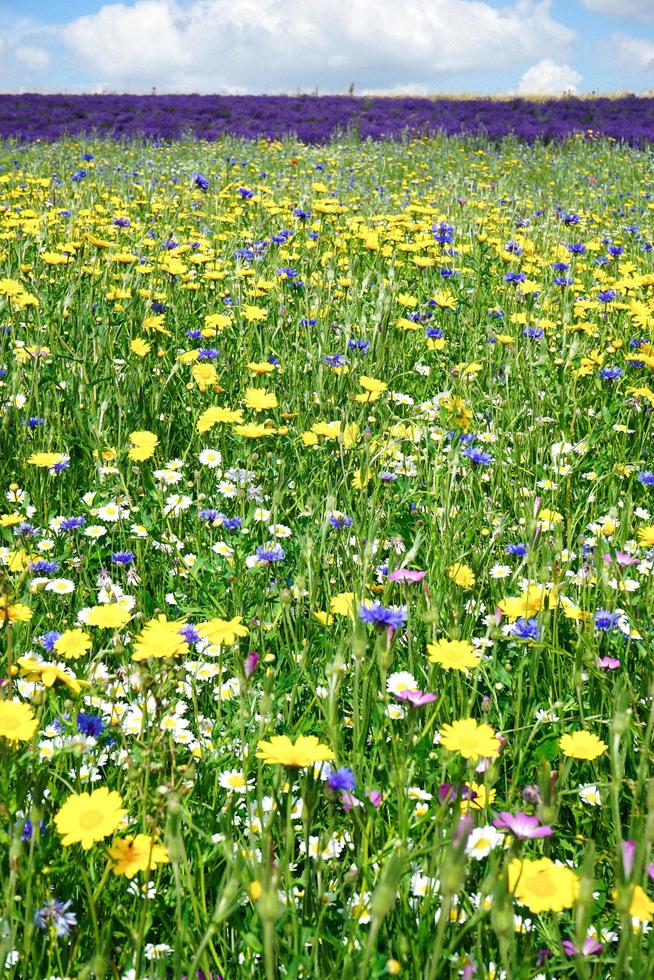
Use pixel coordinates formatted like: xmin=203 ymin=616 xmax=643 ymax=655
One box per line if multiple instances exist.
xmin=0 ymin=132 xmax=654 ymax=978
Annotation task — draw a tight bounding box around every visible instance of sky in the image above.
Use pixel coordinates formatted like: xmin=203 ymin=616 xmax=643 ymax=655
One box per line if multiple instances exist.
xmin=4 ymin=0 xmax=654 ymax=96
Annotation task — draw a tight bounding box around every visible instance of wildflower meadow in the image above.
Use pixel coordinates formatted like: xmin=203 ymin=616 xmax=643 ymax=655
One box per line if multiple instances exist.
xmin=2 ymin=123 xmax=654 ymax=979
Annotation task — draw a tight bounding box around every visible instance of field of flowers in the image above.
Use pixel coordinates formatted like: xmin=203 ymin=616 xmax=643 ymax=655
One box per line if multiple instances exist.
xmin=2 ymin=130 xmax=654 ymax=979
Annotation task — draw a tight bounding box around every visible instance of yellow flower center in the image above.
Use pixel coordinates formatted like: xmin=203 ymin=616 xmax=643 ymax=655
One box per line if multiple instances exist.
xmin=79 ymin=809 xmax=103 ymax=830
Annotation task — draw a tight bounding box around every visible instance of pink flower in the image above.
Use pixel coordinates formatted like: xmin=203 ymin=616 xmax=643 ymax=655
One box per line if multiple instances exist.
xmin=396 ymin=688 xmax=437 ymax=707
xmin=388 ymin=568 xmax=427 ymax=583
xmin=597 ymin=656 xmax=620 ymax=670
xmin=492 ymin=811 xmax=553 ymax=839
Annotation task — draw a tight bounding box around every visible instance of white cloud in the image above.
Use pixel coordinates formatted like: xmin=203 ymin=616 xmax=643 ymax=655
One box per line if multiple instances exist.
xmin=581 ymin=0 xmax=654 ymax=19
xmin=515 ymin=58 xmax=582 ymax=95
xmin=608 ymin=32 xmax=654 ymax=73
xmin=60 ymin=0 xmax=575 ymax=93
xmin=14 ymin=45 xmax=50 ymax=70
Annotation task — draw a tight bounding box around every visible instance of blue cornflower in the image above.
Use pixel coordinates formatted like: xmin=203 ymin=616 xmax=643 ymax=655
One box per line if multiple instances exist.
xmin=71 ymin=170 xmax=87 ymax=182
xmin=111 ymin=551 xmax=135 ymax=565
xmin=326 ymin=767 xmax=356 ymax=792
xmin=112 ymin=216 xmax=130 ymax=228
xmin=199 ymin=508 xmax=221 ymax=521
xmin=348 ymin=338 xmax=370 ymax=353
xmin=505 ymin=543 xmax=528 ymax=557
xmin=193 ymin=173 xmax=210 ymax=191
xmin=23 ymin=416 xmax=45 ymax=429
xmin=594 ymin=609 xmax=620 ymax=632
xmin=222 ymin=516 xmax=243 ymax=531
xmin=504 ymin=240 xmax=523 ymax=255
xmin=237 ymin=187 xmax=253 ymax=199
xmin=255 ymin=544 xmax=286 ymax=563
xmin=523 ymin=326 xmax=544 ymax=340
xmin=29 ymin=559 xmax=59 ymax=574
xmin=598 ymin=289 xmax=618 ymax=303
xmin=77 ymin=712 xmax=104 ymax=738
xmin=197 ymin=348 xmax=220 ymax=360
xmin=463 ymin=446 xmax=494 ymax=466
xmin=509 ymin=618 xmax=541 ymax=641
xmin=566 ymin=242 xmax=587 ymax=255
xmin=59 ymin=516 xmax=85 ymax=531
xmin=598 ymin=366 xmax=622 ymax=380
xmin=553 ymin=276 xmax=574 ymax=286
xmin=504 ymin=272 xmax=526 ymax=284
xmin=186 ymin=329 xmax=203 ymax=340
xmin=328 ymin=513 xmax=353 ymax=529
xmin=433 ymin=221 xmax=454 ymax=244
xmin=426 ymin=327 xmax=444 ymax=340
xmin=637 ymin=471 xmax=654 ymax=486
xmin=179 ymin=623 xmax=201 ymax=644
xmin=359 ymin=601 xmax=407 ymax=630
xmin=551 ymin=262 xmax=570 ymax=272
xmin=38 ymin=631 xmax=62 ymax=653
xmin=34 ymin=898 xmax=77 ymax=937
xmin=151 ymin=301 xmax=167 ymax=314
xmin=323 ymin=353 xmax=347 ymax=368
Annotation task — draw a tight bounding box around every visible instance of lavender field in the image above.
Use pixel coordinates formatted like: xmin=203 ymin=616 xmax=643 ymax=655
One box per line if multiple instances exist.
xmin=1 ymin=93 xmax=654 ymax=143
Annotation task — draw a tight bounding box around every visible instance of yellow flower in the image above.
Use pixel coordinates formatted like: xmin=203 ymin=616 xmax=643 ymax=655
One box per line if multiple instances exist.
xmin=233 ymin=423 xmax=272 ymax=438
xmin=0 ymin=513 xmax=23 ymax=527
xmin=132 ymin=615 xmax=189 ymax=662
xmin=427 ymin=639 xmax=480 ymax=671
xmin=107 ymin=834 xmax=169 ymax=878
xmin=637 ymin=525 xmax=654 ymax=547
xmin=196 ymin=405 xmax=244 ymax=432
xmin=0 ymin=700 xmax=38 ymax=743
xmin=85 ymin=604 xmax=132 ymax=629
xmin=242 ymin=305 xmax=267 ymax=322
xmin=438 ymin=718 xmax=500 ymax=761
xmin=27 ymin=452 xmax=67 ymax=469
xmin=204 ymin=312 xmax=232 ymax=332
xmin=247 ymin=361 xmax=275 ymax=375
xmin=355 ymin=376 xmax=387 ymax=402
xmin=1 ymin=599 xmax=32 ymax=624
xmin=447 ymin=563 xmax=475 ymax=588
xmin=54 ymin=629 xmax=92 ymax=660
xmin=329 ymin=592 xmax=356 ymax=617
xmin=130 ymin=338 xmax=152 ymax=357
xmin=16 ymin=657 xmax=86 ymax=695
xmin=559 ymin=730 xmax=607 ymax=760
xmin=460 ymin=782 xmax=496 ymax=812
xmin=192 ymin=362 xmax=219 ymax=390
xmin=197 ymin=616 xmax=249 ymax=646
xmin=508 ymin=857 xmax=579 ymax=913
xmin=256 ymin=734 xmax=335 ymax=768
xmin=55 ymin=787 xmax=127 ymax=850
xmin=244 ymin=387 xmax=278 ymax=411
xmin=128 ymin=430 xmax=158 ymax=462
xmin=617 ymin=884 xmax=654 ymax=923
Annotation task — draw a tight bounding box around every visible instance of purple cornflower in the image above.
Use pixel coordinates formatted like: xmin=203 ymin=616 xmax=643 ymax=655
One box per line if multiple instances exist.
xmin=34 ymin=898 xmax=77 ymax=937
xmin=255 ymin=544 xmax=285 ymax=563
xmin=38 ymin=630 xmax=62 ymax=653
xmin=244 ymin=651 xmax=259 ymax=678
xmin=594 ymin=609 xmax=620 ymax=632
xmin=328 ymin=513 xmax=353 ymax=529
xmin=111 ymin=551 xmax=135 ymax=565
xmin=509 ymin=617 xmax=541 ymax=641
xmin=492 ymin=811 xmax=553 ymax=839
xmin=358 ymin=601 xmax=407 ymax=630
xmin=77 ymin=712 xmax=104 ymax=738
xmin=29 ymin=559 xmax=59 ymax=574
xmin=463 ymin=446 xmax=494 ymax=465
xmin=59 ymin=516 xmax=85 ymax=531
xmin=326 ymin=767 xmax=356 ymax=792
xmin=179 ymin=624 xmax=201 ymax=644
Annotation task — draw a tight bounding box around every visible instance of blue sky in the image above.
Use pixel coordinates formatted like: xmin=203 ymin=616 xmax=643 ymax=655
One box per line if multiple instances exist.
xmin=5 ymin=0 xmax=654 ymax=95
